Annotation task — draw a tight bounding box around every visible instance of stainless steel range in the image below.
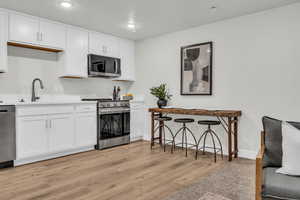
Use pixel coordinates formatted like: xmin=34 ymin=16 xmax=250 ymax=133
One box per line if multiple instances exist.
xmin=82 ymin=98 xmax=130 ymax=149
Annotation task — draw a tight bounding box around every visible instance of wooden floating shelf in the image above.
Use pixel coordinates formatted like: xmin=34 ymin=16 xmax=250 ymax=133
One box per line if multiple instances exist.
xmin=7 ymin=42 xmax=64 ymax=53
xmin=60 ymin=76 xmax=85 ymax=79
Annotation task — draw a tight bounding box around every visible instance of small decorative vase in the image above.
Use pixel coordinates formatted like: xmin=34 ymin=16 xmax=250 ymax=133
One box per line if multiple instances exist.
xmin=157 ymin=99 xmax=167 ymax=108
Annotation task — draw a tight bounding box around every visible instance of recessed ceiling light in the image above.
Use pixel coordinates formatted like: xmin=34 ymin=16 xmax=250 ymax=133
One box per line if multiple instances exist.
xmin=210 ymin=6 xmax=217 ymax=11
xmin=127 ymin=22 xmax=136 ymax=32
xmin=128 ymin=23 xmax=135 ymax=29
xmin=60 ymin=1 xmax=72 ymax=8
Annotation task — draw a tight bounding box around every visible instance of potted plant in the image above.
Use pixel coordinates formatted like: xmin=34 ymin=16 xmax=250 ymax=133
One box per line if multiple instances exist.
xmin=150 ymin=83 xmax=172 ymax=108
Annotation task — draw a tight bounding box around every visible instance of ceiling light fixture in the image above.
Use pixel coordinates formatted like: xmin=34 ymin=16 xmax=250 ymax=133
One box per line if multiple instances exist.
xmin=60 ymin=0 xmax=72 ymax=9
xmin=127 ymin=21 xmax=136 ymax=32
xmin=210 ymin=6 xmax=217 ymax=11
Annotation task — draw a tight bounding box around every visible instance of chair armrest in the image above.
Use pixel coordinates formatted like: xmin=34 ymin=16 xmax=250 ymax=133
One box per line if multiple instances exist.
xmin=256 ymin=131 xmax=265 ymax=200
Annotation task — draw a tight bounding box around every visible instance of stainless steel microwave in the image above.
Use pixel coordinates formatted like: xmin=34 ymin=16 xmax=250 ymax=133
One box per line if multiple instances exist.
xmin=88 ymin=54 xmax=121 ymax=78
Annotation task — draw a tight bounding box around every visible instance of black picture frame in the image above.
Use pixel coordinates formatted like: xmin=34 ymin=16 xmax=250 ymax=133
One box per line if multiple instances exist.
xmin=180 ymin=41 xmax=213 ymax=95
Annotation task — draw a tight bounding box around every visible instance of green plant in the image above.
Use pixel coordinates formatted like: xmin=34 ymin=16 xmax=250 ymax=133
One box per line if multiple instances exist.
xmin=150 ymin=83 xmax=172 ymax=100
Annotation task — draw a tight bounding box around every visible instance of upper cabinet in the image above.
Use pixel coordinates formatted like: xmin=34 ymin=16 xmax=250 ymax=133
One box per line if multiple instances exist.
xmin=0 ymin=11 xmax=8 ymax=73
xmin=59 ymin=26 xmax=89 ymax=78
xmin=8 ymin=13 xmax=66 ymax=50
xmin=114 ymin=38 xmax=135 ymax=81
xmin=39 ymin=20 xmax=66 ymax=50
xmin=89 ymin=32 xmax=120 ymax=58
xmin=9 ymin=13 xmax=39 ymax=45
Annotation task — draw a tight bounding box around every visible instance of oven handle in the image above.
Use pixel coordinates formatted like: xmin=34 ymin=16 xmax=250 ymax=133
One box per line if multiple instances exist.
xmin=99 ymin=110 xmax=130 ymax=115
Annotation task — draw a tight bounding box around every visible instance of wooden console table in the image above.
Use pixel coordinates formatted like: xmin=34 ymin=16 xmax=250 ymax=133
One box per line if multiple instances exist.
xmin=149 ymin=108 xmax=242 ymax=161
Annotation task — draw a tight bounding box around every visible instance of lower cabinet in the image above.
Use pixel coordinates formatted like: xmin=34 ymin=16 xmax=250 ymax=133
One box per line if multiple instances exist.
xmin=15 ymin=104 xmax=97 ymax=165
xmin=48 ymin=114 xmax=74 ymax=153
xmin=75 ymin=113 xmax=97 ymax=148
xmin=130 ymin=102 xmax=146 ymax=141
xmin=17 ymin=116 xmax=48 ymax=159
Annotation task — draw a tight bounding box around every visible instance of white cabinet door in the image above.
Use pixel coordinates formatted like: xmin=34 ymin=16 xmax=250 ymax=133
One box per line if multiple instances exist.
xmin=39 ymin=20 xmax=66 ymax=49
xmin=0 ymin=11 xmax=8 ymax=73
xmin=130 ymin=103 xmax=146 ymax=141
xmin=115 ymin=39 xmax=135 ymax=81
xmin=9 ymin=13 xmax=39 ymax=45
xmin=60 ymin=27 xmax=89 ymax=78
xmin=48 ymin=114 xmax=74 ymax=153
xmin=17 ymin=116 xmax=48 ymax=159
xmin=75 ymin=113 xmax=97 ymax=148
xmin=89 ymin=32 xmax=120 ymax=58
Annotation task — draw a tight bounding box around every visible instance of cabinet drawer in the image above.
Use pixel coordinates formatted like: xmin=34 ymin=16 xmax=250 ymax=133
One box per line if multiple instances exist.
xmin=17 ymin=105 xmax=74 ymax=116
xmin=75 ymin=105 xmax=96 ymax=113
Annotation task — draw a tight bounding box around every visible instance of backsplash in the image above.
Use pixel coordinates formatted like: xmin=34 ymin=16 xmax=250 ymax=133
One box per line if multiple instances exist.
xmin=0 ymin=46 xmax=131 ymax=97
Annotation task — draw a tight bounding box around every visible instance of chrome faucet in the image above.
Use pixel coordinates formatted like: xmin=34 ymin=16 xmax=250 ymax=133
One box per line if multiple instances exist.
xmin=31 ymin=78 xmax=44 ymax=102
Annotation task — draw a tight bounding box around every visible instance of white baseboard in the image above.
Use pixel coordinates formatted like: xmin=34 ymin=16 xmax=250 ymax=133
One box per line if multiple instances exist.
xmin=143 ymin=137 xmax=256 ymax=160
xmin=238 ymin=149 xmax=257 ymax=160
xmin=14 ymin=146 xmax=95 ymax=166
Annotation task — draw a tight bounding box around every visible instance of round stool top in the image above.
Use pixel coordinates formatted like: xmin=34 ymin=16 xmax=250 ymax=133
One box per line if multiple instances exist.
xmin=155 ymin=116 xmax=173 ymax=121
xmin=198 ymin=120 xmax=221 ymax=126
xmin=174 ymin=118 xmax=195 ymax=123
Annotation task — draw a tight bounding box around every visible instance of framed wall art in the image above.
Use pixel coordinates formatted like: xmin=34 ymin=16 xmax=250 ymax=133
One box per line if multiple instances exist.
xmin=181 ymin=41 xmax=213 ymax=95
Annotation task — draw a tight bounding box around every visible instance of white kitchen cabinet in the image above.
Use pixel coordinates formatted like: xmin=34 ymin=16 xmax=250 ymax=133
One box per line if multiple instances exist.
xmin=114 ymin=39 xmax=135 ymax=81
xmin=89 ymin=31 xmax=120 ymax=58
xmin=15 ymin=103 xmax=97 ymax=166
xmin=0 ymin=11 xmax=8 ymax=73
xmin=17 ymin=116 xmax=48 ymax=159
xmin=130 ymin=102 xmax=146 ymax=141
xmin=48 ymin=114 xmax=74 ymax=153
xmin=75 ymin=113 xmax=97 ymax=148
xmin=9 ymin=13 xmax=66 ymax=50
xmin=9 ymin=13 xmax=39 ymax=45
xmin=39 ymin=20 xmax=66 ymax=49
xmin=59 ymin=26 xmax=89 ymax=78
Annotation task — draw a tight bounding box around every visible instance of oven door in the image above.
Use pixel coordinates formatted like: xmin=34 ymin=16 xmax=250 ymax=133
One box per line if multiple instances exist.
xmin=99 ymin=112 xmax=130 ymax=140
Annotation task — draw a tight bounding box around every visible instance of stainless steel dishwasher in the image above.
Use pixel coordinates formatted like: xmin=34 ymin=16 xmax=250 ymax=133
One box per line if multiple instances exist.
xmin=0 ymin=106 xmax=16 ymax=168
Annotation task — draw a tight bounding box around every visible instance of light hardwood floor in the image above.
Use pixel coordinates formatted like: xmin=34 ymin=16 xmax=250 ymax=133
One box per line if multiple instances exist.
xmin=0 ymin=141 xmax=226 ymax=200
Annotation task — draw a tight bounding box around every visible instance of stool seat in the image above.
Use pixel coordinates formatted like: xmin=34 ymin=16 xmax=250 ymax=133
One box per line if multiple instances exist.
xmin=198 ymin=120 xmax=221 ymax=126
xmin=155 ymin=116 xmax=173 ymax=121
xmin=174 ymin=118 xmax=195 ymax=123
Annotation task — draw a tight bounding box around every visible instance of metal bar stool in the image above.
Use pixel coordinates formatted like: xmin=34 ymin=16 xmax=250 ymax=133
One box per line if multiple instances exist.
xmin=171 ymin=118 xmax=197 ymax=157
xmin=196 ymin=120 xmax=223 ymax=162
xmin=153 ymin=116 xmax=174 ymax=152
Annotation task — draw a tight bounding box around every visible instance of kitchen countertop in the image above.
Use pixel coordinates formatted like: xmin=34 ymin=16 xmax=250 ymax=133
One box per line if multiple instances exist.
xmin=0 ymin=101 xmax=97 ymax=106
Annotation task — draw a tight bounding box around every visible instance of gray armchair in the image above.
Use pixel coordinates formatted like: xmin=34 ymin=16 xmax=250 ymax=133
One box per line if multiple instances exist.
xmin=256 ymin=116 xmax=300 ymax=200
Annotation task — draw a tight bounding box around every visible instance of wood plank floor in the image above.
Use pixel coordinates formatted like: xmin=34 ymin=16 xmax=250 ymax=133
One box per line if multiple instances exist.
xmin=0 ymin=141 xmax=227 ymax=200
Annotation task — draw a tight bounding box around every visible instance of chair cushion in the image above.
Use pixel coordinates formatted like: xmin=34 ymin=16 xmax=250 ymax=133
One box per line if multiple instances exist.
xmin=262 ymin=116 xmax=300 ymax=168
xmin=262 ymin=116 xmax=283 ymax=167
xmin=263 ymin=167 xmax=300 ymax=200
xmin=277 ymin=122 xmax=300 ymax=176
xmin=174 ymin=118 xmax=195 ymax=123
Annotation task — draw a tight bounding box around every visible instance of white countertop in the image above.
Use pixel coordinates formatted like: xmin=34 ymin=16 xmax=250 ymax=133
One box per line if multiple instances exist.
xmin=0 ymin=94 xmax=97 ymax=106
xmin=0 ymin=101 xmax=97 ymax=106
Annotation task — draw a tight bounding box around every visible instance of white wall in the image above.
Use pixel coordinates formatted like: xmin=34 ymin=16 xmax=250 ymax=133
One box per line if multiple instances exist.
xmin=0 ymin=46 xmax=130 ymax=97
xmin=129 ymin=3 xmax=300 ymax=159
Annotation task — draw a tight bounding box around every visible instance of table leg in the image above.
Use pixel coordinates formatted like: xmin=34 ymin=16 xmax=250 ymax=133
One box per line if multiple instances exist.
xmin=228 ymin=117 xmax=233 ymax=161
xmin=234 ymin=117 xmax=238 ymax=158
xmin=159 ymin=113 xmax=163 ymax=146
xmin=151 ymin=112 xmax=155 ymax=149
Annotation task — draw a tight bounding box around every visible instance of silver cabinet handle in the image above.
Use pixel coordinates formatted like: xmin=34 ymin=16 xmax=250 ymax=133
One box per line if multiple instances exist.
xmin=49 ymin=120 xmax=52 ymax=128
xmin=37 ymin=32 xmax=40 ymax=41
xmin=102 ymin=45 xmax=107 ymax=54
xmin=40 ymin=32 xmax=43 ymax=41
xmin=45 ymin=120 xmax=48 ymax=128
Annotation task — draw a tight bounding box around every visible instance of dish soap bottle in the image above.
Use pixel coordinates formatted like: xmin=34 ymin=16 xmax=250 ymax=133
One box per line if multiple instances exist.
xmin=117 ymin=86 xmax=121 ymax=101
xmin=113 ymin=86 xmax=117 ymax=101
